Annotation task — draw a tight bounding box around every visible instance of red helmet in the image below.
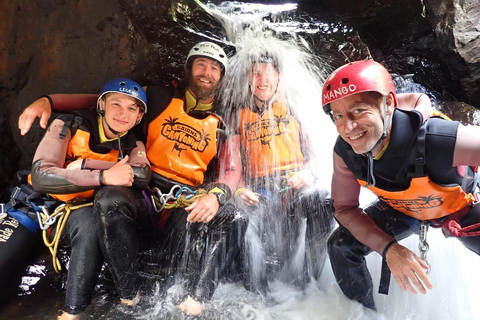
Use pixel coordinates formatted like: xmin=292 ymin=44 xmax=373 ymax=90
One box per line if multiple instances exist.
xmin=322 ymin=60 xmax=396 ymax=115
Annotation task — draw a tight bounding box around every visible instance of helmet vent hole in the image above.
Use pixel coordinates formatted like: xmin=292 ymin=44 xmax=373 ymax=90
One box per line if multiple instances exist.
xmin=120 ymin=81 xmax=126 ymax=86
xmin=341 ymin=78 xmax=349 ymax=84
xmin=326 ymin=84 xmax=331 ymax=91
xmin=133 ymin=86 xmax=139 ymax=91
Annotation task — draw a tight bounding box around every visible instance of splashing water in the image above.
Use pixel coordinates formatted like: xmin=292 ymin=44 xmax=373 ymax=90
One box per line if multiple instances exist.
xmin=130 ymin=2 xmax=480 ymax=320
xmin=5 ymin=2 xmax=479 ymax=320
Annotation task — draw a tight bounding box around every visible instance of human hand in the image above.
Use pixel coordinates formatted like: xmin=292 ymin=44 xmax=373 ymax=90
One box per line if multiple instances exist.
xmin=287 ymin=169 xmax=314 ymax=189
xmin=386 ymin=243 xmax=433 ymax=294
xmin=102 ymin=156 xmax=134 ymax=186
xmin=185 ymin=193 xmax=219 ymax=223
xmin=237 ymin=188 xmax=259 ymax=206
xmin=18 ymin=96 xmax=52 ymax=135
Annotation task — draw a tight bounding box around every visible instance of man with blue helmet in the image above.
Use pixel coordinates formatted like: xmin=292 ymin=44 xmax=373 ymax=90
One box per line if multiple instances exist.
xmin=19 ymin=41 xmax=244 ymax=316
xmin=30 ymin=78 xmax=150 ymax=320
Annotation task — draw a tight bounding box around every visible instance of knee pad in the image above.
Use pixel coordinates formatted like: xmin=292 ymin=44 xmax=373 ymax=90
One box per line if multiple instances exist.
xmin=94 ymin=186 xmax=138 ymax=225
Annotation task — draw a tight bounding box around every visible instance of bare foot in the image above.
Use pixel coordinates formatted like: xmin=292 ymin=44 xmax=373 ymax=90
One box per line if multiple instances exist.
xmin=178 ymin=295 xmax=204 ymax=316
xmin=120 ymin=291 xmax=140 ymax=307
xmin=57 ymin=312 xmax=81 ymax=320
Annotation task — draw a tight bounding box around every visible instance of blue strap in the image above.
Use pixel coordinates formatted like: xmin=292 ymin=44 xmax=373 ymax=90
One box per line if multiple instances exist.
xmin=7 ymin=209 xmax=40 ymax=233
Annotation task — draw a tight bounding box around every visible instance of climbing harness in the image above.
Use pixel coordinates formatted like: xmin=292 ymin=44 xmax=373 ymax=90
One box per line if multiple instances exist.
xmin=35 ymin=201 xmax=93 ymax=273
xmin=151 ymin=185 xmax=207 ymax=213
xmin=418 ymin=221 xmax=431 ymax=274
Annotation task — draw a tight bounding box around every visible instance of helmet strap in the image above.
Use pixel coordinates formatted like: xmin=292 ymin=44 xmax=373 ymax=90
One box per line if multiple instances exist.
xmin=381 ymin=95 xmax=393 ymax=139
xmin=102 ymin=116 xmax=124 ymax=161
xmin=99 ymin=100 xmax=124 ymax=161
xmin=362 ymin=95 xmax=393 ymax=187
xmin=365 ymin=151 xmax=376 ymax=187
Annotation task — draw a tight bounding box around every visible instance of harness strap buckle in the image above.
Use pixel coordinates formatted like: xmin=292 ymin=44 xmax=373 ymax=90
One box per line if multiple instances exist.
xmin=471 ymin=193 xmax=480 ymax=207
xmin=10 ymin=186 xmax=23 ymax=201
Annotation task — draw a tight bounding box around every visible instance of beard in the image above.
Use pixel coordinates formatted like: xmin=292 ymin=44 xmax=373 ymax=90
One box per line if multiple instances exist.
xmin=188 ymin=75 xmax=221 ymax=101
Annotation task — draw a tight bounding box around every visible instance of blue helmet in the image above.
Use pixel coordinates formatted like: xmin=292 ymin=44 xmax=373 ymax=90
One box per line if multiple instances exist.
xmin=97 ymin=78 xmax=147 ymax=114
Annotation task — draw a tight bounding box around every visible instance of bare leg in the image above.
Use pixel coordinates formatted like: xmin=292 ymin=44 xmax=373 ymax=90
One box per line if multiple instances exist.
xmin=178 ymin=295 xmax=203 ymax=316
xmin=57 ymin=312 xmax=81 ymax=320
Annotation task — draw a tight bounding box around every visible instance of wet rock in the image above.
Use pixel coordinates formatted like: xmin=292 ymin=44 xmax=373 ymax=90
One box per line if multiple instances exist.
xmin=0 ymin=0 xmax=140 ymax=187
xmin=423 ymin=0 xmax=480 ymax=106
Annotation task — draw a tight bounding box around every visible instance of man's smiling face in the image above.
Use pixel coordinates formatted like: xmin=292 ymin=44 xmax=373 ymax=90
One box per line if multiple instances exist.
xmin=330 ymin=91 xmax=394 ymax=155
xmin=188 ymin=57 xmax=222 ymax=102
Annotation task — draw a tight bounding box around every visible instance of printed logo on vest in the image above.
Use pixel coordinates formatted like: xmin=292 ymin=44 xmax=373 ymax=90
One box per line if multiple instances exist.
xmin=161 ymin=116 xmax=210 ymax=155
xmin=243 ymin=114 xmax=288 ymax=148
xmin=380 ymin=195 xmax=443 ymax=214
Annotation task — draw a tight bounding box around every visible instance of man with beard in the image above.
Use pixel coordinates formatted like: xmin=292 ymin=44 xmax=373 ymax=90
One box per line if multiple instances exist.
xmin=18 ymin=41 xmax=245 ymax=316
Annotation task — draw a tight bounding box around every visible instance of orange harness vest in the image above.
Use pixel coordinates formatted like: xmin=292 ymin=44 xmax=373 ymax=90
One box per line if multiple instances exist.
xmin=359 ymin=176 xmax=475 ymax=220
xmin=52 ymin=129 xmax=120 ymax=202
xmin=353 ymin=112 xmax=477 ymax=221
xmin=146 ymin=98 xmax=219 ymax=186
xmin=239 ymin=102 xmax=304 ymax=179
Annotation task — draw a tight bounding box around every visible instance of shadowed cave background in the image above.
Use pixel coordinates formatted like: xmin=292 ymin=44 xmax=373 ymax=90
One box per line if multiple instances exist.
xmin=1 ymin=0 xmax=479 ymax=191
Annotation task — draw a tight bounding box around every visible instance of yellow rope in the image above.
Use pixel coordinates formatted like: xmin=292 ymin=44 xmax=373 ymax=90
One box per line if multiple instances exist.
xmin=162 ymin=188 xmax=208 ymax=210
xmin=41 ymin=202 xmax=93 ymax=273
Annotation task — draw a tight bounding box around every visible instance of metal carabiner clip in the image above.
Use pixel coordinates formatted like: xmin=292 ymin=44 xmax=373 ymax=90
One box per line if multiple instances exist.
xmin=175 ymin=186 xmax=196 ymax=200
xmin=419 ymin=221 xmax=431 ymax=274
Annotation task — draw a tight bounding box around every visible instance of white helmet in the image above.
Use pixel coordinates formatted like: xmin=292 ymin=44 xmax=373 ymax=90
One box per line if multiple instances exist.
xmin=185 ymin=41 xmax=228 ymax=74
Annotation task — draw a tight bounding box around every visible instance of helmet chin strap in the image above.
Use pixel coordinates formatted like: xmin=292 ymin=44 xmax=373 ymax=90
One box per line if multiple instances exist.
xmin=253 ymin=94 xmax=273 ymax=111
xmin=363 ymin=95 xmax=393 ymax=187
xmin=99 ymin=102 xmax=124 ymax=161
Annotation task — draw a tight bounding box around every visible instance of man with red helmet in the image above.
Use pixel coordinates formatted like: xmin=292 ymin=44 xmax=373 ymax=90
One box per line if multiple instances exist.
xmin=322 ymin=60 xmax=480 ymax=309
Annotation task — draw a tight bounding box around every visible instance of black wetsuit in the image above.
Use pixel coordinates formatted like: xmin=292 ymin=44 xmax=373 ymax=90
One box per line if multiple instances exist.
xmin=31 ymin=109 xmax=150 ymax=314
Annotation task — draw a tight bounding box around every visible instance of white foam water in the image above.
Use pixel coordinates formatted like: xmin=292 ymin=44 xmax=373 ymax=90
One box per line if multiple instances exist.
xmin=137 ymin=2 xmax=480 ymax=319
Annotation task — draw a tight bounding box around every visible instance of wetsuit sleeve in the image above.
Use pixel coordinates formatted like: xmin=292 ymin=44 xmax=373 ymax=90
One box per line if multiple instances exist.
xmin=49 ymin=94 xmax=99 ymax=112
xmin=396 ymin=93 xmax=431 ymax=122
xmin=453 ymin=124 xmax=480 ymax=166
xmin=332 ymin=152 xmax=395 ymax=255
xmin=213 ymin=134 xmax=242 ymax=199
xmin=31 ymin=118 xmax=103 ymax=194
xmin=82 ymin=141 xmax=151 ymax=190
xmin=128 ymin=141 xmax=151 ymax=190
xmin=82 ymin=158 xmax=116 ymax=170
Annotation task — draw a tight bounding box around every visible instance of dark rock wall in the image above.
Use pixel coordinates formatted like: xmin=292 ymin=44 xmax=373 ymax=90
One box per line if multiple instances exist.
xmin=423 ymin=0 xmax=480 ymax=106
xmin=1 ymin=0 xmax=479 ymax=189
xmin=1 ymin=0 xmax=133 ymax=189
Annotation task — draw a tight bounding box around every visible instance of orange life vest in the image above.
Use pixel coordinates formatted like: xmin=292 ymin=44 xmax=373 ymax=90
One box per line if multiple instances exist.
xmin=239 ymin=101 xmax=304 ymax=178
xmin=350 ymin=111 xmax=477 ymax=221
xmin=146 ymin=98 xmax=219 ymax=186
xmin=51 ymin=129 xmax=119 ymax=202
xmin=359 ymin=176 xmax=475 ymax=220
